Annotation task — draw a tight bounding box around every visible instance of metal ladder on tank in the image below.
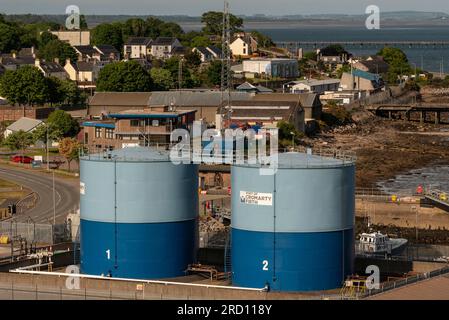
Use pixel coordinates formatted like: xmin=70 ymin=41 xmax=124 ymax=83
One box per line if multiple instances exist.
xmin=73 ymin=224 xmax=80 ymax=265
xmin=224 ymin=233 xmax=232 ymax=281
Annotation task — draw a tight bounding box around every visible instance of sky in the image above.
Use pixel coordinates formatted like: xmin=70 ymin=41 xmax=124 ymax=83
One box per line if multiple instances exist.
xmin=0 ymin=0 xmax=449 ymax=16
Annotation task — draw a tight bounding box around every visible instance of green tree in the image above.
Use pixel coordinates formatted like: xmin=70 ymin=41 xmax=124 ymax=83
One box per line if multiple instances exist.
xmin=0 ymin=66 xmax=49 ymax=105
xmin=277 ymin=121 xmax=303 ymax=147
xmin=377 ymin=47 xmax=411 ymax=84
xmin=97 ymin=60 xmax=153 ymax=92
xmin=184 ymin=51 xmax=202 ymax=70
xmin=201 ymin=11 xmax=243 ymax=35
xmin=164 ymin=56 xmax=198 ymax=88
xmin=159 ymin=22 xmax=184 ymax=38
xmin=79 ymin=15 xmax=88 ymax=30
xmin=303 ymin=51 xmax=318 ymax=61
xmin=0 ymin=22 xmax=21 ymax=52
xmin=123 ymin=18 xmax=147 ymax=38
xmin=47 ymin=110 xmax=80 ymax=139
xmin=250 ymin=31 xmax=274 ymax=48
xmin=91 ymin=22 xmax=124 ymax=51
xmin=206 ymin=60 xmax=222 ymax=87
xmin=32 ymin=124 xmax=62 ymax=148
xmin=3 ymin=130 xmax=34 ymax=151
xmin=144 ymin=17 xmax=164 ymax=39
xmin=38 ymin=39 xmax=77 ymax=65
xmin=59 ymin=80 xmax=85 ymax=105
xmin=39 ymin=31 xmax=58 ymax=47
xmin=150 ymin=68 xmax=175 ymax=91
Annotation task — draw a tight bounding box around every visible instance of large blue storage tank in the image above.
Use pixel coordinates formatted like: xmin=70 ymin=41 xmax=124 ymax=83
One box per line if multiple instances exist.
xmin=80 ymin=147 xmax=198 ymax=279
xmin=231 ymin=152 xmax=355 ymax=292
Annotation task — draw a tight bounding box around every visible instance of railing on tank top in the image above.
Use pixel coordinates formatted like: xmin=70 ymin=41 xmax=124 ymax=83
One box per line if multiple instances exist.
xmin=80 ymin=142 xmax=357 ymax=168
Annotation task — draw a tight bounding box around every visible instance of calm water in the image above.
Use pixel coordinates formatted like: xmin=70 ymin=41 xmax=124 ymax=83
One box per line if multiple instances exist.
xmin=248 ymin=26 xmax=449 ymax=73
xmin=377 ymin=165 xmax=449 ymax=195
xmin=181 ymin=23 xmax=449 ymax=72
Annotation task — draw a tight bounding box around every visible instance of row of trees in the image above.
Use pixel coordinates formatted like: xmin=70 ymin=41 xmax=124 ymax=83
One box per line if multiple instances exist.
xmin=0 ymin=15 xmax=78 ymax=66
xmin=96 ymin=58 xmax=223 ymax=92
xmin=0 ymin=65 xmax=85 ymax=106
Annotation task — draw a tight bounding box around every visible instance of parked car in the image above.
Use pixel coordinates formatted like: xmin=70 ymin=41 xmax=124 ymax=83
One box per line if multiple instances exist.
xmin=10 ymin=155 xmax=34 ymax=164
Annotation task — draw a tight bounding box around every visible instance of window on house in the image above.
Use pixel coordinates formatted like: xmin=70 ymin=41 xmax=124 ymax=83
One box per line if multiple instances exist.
xmin=243 ymin=48 xmax=247 ymax=55
xmin=130 ymin=120 xmax=140 ymax=127
xmin=95 ymin=127 xmax=102 ymax=138
xmin=105 ymin=128 xmax=114 ymax=139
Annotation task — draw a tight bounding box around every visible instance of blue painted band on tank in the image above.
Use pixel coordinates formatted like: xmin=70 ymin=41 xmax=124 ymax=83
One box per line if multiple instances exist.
xmin=231 ymin=228 xmax=354 ymax=292
xmin=80 ymin=218 xmax=198 ymax=279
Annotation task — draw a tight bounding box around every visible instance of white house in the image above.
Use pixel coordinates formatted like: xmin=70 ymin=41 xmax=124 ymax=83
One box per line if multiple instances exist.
xmin=283 ymin=79 xmax=341 ymax=94
xmin=124 ymin=37 xmax=153 ymax=59
xmin=150 ymin=37 xmax=183 ymax=59
xmin=192 ymin=46 xmax=222 ymax=62
xmin=64 ymin=59 xmax=101 ymax=88
xmin=230 ymin=34 xmax=258 ymax=57
xmin=242 ymin=58 xmax=299 ymax=78
xmin=34 ymin=59 xmax=68 ymax=80
xmin=4 ymin=117 xmax=44 ymax=139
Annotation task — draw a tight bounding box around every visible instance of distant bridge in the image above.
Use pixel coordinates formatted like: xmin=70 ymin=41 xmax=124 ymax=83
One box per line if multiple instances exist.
xmin=275 ymin=41 xmax=449 ymax=48
xmin=366 ymin=103 xmax=449 ymax=124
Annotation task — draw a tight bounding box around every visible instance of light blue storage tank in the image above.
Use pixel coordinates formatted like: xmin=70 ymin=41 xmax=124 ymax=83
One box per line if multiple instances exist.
xmin=231 ymin=152 xmax=355 ymax=292
xmin=80 ymin=147 xmax=198 ymax=279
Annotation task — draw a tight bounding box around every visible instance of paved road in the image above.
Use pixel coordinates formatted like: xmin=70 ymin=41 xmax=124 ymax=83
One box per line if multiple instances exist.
xmin=0 ymin=165 xmax=79 ymax=224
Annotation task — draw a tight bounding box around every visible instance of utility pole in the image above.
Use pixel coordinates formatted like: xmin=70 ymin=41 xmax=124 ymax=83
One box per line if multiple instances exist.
xmin=53 ymin=170 xmax=56 ymax=226
xmin=178 ymin=58 xmax=183 ymax=91
xmin=220 ymin=0 xmax=232 ymax=131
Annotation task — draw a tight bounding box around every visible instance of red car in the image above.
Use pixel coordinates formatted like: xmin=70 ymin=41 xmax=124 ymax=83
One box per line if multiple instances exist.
xmin=10 ymin=155 xmax=34 ymax=164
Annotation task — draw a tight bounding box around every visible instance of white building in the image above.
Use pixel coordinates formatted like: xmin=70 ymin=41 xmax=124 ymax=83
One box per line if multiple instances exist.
xmin=283 ymin=79 xmax=341 ymax=94
xmin=192 ymin=46 xmax=222 ymax=62
xmin=230 ymin=34 xmax=258 ymax=57
xmin=50 ymin=30 xmax=90 ymax=46
xmin=150 ymin=37 xmax=183 ymax=59
xmin=242 ymin=58 xmax=299 ymax=78
xmin=4 ymin=117 xmax=44 ymax=139
xmin=124 ymin=37 xmax=153 ymax=59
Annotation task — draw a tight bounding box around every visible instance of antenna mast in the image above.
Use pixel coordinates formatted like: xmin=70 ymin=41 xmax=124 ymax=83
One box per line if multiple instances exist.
xmin=220 ymin=0 xmax=232 ymax=131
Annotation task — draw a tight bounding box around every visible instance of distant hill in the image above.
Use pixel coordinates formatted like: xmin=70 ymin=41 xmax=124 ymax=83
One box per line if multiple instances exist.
xmin=2 ymin=11 xmax=449 ymax=29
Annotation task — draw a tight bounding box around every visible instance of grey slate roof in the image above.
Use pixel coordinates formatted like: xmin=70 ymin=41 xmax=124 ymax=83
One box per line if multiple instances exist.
xmin=95 ymin=45 xmax=120 ymax=56
xmin=74 ymin=45 xmax=97 ymax=56
xmin=77 ymin=61 xmax=95 ymax=72
xmin=89 ymin=91 xmax=319 ymax=109
xmin=194 ymin=47 xmax=211 ymax=56
xmin=6 ymin=117 xmax=43 ymax=133
xmin=148 ymin=91 xmax=253 ymax=107
xmin=206 ymin=46 xmax=222 ymax=57
xmin=39 ymin=60 xmax=65 ymax=73
xmin=152 ymin=37 xmax=178 ymax=46
xmin=125 ymin=37 xmax=153 ymax=46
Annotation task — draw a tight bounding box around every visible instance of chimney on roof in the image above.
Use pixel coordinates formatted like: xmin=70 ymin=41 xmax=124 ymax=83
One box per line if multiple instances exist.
xmin=35 ymin=59 xmax=40 ymax=67
xmin=66 ymin=58 xmax=71 ymax=66
xmin=12 ymin=52 xmax=16 ymax=59
xmin=54 ymin=57 xmax=60 ymax=64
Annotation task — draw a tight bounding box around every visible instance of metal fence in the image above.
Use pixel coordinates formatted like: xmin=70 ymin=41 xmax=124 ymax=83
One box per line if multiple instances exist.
xmin=361 ymin=265 xmax=449 ymax=299
xmin=199 ymin=231 xmax=229 ymax=249
xmin=0 ymin=221 xmax=70 ymax=244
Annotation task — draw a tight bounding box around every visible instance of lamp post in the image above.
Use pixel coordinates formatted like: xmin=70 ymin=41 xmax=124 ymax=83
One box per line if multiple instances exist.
xmin=290 ymin=131 xmax=295 ymax=149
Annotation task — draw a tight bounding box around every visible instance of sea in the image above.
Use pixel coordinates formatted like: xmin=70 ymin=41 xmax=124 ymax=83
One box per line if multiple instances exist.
xmin=182 ymin=22 xmax=449 ymax=73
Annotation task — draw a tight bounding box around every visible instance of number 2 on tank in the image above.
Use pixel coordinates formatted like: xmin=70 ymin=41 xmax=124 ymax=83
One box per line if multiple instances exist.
xmin=262 ymin=260 xmax=269 ymax=271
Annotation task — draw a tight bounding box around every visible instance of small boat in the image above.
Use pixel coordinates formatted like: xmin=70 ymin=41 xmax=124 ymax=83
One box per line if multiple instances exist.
xmin=356 ymin=231 xmax=408 ymax=255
